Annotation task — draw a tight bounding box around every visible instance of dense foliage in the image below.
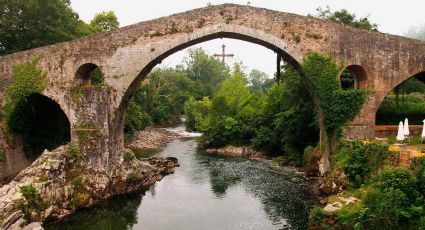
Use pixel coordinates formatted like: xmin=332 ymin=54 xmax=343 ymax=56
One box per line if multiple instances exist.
xmin=183 ymin=61 xmax=319 ymax=164
xmin=182 ymin=53 xmax=367 ymax=165
xmin=0 ymin=0 xmax=119 ymax=55
xmin=183 ymin=48 xmax=230 ymax=99
xmin=125 ymin=48 xmax=229 ymax=133
xmin=311 ymin=141 xmax=425 ymax=229
xmin=335 ymin=141 xmax=388 ymax=187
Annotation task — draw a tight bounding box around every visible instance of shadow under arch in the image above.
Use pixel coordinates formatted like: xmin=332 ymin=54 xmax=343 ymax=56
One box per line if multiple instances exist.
xmin=112 ymin=29 xmax=303 ymax=146
xmin=8 ymin=93 xmax=71 ymax=158
xmin=375 ymin=71 xmax=425 ymax=127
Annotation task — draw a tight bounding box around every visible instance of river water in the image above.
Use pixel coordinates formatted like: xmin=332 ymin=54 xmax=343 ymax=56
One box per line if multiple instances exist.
xmin=47 ymin=137 xmax=314 ymax=230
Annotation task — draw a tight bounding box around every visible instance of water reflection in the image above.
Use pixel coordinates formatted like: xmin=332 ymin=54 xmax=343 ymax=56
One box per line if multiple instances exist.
xmin=47 ymin=193 xmax=142 ymax=230
xmin=47 ymin=139 xmax=313 ymax=230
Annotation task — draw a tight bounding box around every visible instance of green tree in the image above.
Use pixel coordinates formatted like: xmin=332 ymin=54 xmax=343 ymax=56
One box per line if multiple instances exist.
xmin=124 ymin=101 xmax=150 ymax=135
xmin=0 ymin=1 xmax=119 ymax=55
xmin=184 ymin=48 xmax=230 ymax=99
xmin=89 ymin=11 xmax=119 ymax=32
xmin=248 ymin=69 xmax=269 ymax=94
xmin=125 ymin=67 xmax=196 ymax=132
xmin=252 ymin=65 xmax=318 ymax=163
xmin=0 ymin=0 xmax=93 ymax=54
xmin=313 ymin=6 xmax=378 ymax=31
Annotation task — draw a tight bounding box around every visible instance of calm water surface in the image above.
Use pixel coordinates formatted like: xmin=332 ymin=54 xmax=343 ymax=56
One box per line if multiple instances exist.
xmin=46 ymin=138 xmax=314 ymax=230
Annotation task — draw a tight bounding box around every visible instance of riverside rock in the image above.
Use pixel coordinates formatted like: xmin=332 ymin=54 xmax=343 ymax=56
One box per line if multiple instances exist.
xmin=126 ymin=127 xmax=181 ymax=150
xmin=206 ymin=145 xmax=267 ymax=160
xmin=0 ymin=145 xmax=178 ymax=229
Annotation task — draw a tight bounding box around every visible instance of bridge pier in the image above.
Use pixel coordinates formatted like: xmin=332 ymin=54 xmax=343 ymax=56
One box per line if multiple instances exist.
xmin=343 ymin=125 xmax=374 ymax=139
xmin=70 ymin=86 xmax=115 ymax=171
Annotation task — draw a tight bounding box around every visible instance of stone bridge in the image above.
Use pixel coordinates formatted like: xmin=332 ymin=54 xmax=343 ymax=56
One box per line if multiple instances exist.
xmin=0 ymin=4 xmax=424 ymax=177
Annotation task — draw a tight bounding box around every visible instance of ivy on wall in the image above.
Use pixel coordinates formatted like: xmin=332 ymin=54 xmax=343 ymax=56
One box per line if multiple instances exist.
xmin=302 ymin=53 xmax=367 ymax=173
xmin=5 ymin=56 xmax=47 ymax=105
xmin=4 ymin=56 xmax=47 ymax=134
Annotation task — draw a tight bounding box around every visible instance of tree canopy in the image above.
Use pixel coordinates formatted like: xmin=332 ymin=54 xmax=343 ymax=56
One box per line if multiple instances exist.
xmin=0 ymin=0 xmax=119 ymax=55
xmin=90 ymin=11 xmax=119 ymax=32
xmin=312 ymin=6 xmax=378 ymax=31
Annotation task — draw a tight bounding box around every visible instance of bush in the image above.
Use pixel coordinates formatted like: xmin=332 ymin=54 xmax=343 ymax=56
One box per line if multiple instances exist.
xmin=372 ymin=167 xmax=417 ymax=204
xmin=184 ymin=97 xmax=211 ymax=131
xmin=411 ymin=157 xmax=425 ymax=197
xmin=67 ymin=143 xmax=81 ymax=162
xmin=124 ymin=101 xmax=151 ymax=135
xmin=252 ymin=126 xmax=281 ymax=153
xmin=19 ymin=184 xmax=48 ymax=220
xmin=338 ymin=205 xmax=369 ymax=229
xmin=363 ymin=188 xmax=414 ymax=228
xmin=309 ymin=206 xmax=333 ymax=229
xmin=336 ymin=141 xmax=388 ymax=187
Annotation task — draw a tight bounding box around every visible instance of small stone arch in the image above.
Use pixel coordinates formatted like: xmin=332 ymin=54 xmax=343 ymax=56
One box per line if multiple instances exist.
xmin=339 ymin=65 xmax=368 ymax=90
xmin=7 ymin=93 xmax=71 ymax=158
xmin=75 ymin=63 xmax=104 ymax=86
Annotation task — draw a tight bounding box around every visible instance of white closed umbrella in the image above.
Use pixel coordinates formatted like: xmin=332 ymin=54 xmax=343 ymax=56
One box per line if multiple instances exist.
xmin=404 ymin=118 xmax=410 ymax=136
xmin=397 ymin=121 xmax=405 ymax=142
xmin=422 ymin=119 xmax=425 ymax=139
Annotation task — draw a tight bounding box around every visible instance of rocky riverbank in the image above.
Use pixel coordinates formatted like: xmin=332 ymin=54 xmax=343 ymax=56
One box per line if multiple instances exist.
xmin=0 ymin=145 xmax=178 ymax=229
xmin=126 ymin=127 xmax=181 ymax=150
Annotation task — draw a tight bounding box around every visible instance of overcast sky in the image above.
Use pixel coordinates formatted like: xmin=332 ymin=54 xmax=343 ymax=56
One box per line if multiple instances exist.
xmin=71 ymin=0 xmax=425 ymax=77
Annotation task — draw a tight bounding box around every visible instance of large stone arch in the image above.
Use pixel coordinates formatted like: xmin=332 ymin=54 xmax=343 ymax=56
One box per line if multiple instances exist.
xmin=373 ymin=70 xmax=425 ymax=124
xmin=108 ymin=24 xmax=305 ymax=157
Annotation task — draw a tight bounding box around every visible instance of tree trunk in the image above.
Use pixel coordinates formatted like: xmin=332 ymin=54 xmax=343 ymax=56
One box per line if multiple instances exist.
xmin=318 ymin=125 xmax=330 ymax=175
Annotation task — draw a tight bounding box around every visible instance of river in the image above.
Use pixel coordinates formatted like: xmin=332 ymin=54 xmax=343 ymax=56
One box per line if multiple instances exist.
xmin=46 ymin=136 xmax=314 ymax=229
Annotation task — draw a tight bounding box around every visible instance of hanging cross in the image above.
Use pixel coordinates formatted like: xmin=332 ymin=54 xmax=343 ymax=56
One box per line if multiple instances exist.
xmin=213 ymin=44 xmax=234 ymax=68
